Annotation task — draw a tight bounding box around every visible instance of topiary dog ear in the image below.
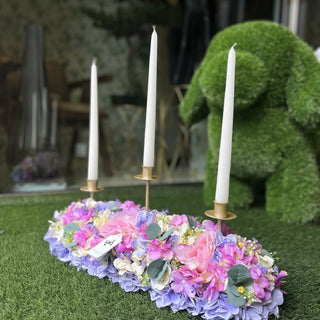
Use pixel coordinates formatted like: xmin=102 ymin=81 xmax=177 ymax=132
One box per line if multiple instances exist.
xmin=199 ymin=50 xmax=268 ymax=111
xmin=286 ymin=42 xmax=320 ymax=129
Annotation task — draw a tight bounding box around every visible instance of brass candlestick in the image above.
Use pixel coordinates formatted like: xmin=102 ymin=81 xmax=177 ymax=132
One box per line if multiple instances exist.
xmin=135 ymin=166 xmax=158 ymax=211
xmin=204 ymin=201 xmax=237 ymax=232
xmin=80 ymin=179 xmax=104 ymax=199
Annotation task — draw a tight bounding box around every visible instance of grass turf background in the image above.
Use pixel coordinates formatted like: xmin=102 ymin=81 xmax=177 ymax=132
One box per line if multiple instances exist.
xmin=0 ymin=183 xmax=319 ymax=320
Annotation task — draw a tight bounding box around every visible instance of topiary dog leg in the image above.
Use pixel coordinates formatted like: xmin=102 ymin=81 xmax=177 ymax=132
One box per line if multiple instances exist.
xmin=266 ymin=148 xmax=320 ymax=223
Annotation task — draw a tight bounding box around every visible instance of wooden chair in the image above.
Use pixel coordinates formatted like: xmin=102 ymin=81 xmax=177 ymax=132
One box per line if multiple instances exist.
xmin=46 ymin=62 xmax=113 ymax=176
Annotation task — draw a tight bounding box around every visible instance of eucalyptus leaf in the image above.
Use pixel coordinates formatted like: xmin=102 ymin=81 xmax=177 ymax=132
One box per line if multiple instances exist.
xmin=228 ymin=264 xmax=251 ymax=284
xmin=155 ymin=261 xmax=168 ymax=281
xmin=229 ymin=283 xmax=241 ymax=297
xmin=157 ymin=228 xmax=174 ymax=241
xmin=237 ymin=277 xmax=254 ymax=287
xmin=64 ymin=240 xmax=78 ymax=248
xmin=227 ymin=286 xmax=246 ymax=307
xmin=261 ymin=249 xmax=272 ymax=258
xmin=64 ymin=222 xmax=80 ymax=233
xmin=147 ymin=258 xmax=166 ymax=279
xmin=146 ymin=223 xmax=161 ymax=240
xmin=64 ymin=223 xmax=80 ymax=247
xmin=187 ymin=215 xmax=197 ymax=229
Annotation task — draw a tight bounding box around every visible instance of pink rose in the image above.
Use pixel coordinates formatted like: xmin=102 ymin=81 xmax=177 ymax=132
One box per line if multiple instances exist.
xmin=174 ymin=231 xmax=215 ymax=276
xmin=99 ymin=205 xmax=139 ymax=238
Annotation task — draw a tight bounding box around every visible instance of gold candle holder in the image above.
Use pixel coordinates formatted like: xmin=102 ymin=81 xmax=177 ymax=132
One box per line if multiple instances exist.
xmin=204 ymin=201 xmax=237 ymax=232
xmin=80 ymin=179 xmax=104 ymax=199
xmin=135 ymin=166 xmax=158 ymax=211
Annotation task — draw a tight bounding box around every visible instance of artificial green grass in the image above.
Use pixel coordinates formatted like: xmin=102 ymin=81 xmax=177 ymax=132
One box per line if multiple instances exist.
xmin=0 ymin=184 xmax=319 ymax=319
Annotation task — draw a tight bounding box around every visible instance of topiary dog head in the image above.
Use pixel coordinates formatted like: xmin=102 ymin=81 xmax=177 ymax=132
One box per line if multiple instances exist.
xmin=180 ymin=21 xmax=320 ymax=129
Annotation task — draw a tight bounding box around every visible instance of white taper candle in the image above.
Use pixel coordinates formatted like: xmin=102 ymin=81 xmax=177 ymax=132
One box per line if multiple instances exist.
xmin=215 ymin=43 xmax=237 ymax=203
xmin=143 ymin=26 xmax=158 ymax=167
xmin=88 ymin=59 xmax=99 ymax=180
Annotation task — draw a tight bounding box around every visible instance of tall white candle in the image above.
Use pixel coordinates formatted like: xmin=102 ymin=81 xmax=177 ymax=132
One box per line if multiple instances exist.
xmin=88 ymin=59 xmax=99 ymax=180
xmin=143 ymin=26 xmax=158 ymax=167
xmin=215 ymin=43 xmax=236 ymax=203
xmin=288 ymin=0 xmax=300 ymax=34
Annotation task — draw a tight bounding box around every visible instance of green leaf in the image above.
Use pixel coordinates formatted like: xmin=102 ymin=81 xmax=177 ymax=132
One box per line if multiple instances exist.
xmin=261 ymin=249 xmax=272 ymax=258
xmin=229 ymin=283 xmax=241 ymax=297
xmin=157 ymin=228 xmax=174 ymax=241
xmin=237 ymin=277 xmax=254 ymax=287
xmin=64 ymin=240 xmax=78 ymax=248
xmin=146 ymin=223 xmax=161 ymax=240
xmin=228 ymin=264 xmax=251 ymax=284
xmin=64 ymin=222 xmax=80 ymax=233
xmin=227 ymin=285 xmax=246 ymax=307
xmin=226 ymin=265 xmax=254 ymax=307
xmin=187 ymin=215 xmax=197 ymax=229
xmin=155 ymin=261 xmax=168 ymax=281
xmin=147 ymin=258 xmax=167 ymax=279
xmin=64 ymin=223 xmax=80 ymax=247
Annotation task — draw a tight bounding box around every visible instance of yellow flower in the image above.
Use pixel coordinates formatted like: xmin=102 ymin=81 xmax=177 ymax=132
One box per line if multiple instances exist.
xmin=238 ymin=286 xmax=245 ymax=294
xmin=237 ymin=242 xmax=244 ymax=248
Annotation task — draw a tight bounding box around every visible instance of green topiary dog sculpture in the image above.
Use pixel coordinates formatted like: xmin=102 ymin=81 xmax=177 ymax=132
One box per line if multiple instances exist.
xmin=180 ymin=21 xmax=320 ymax=223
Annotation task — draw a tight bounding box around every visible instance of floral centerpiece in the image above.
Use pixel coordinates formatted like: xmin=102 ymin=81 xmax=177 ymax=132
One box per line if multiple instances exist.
xmin=44 ymin=198 xmax=287 ymax=320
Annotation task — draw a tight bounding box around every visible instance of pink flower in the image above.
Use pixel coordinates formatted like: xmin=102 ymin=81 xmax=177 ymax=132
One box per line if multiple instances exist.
xmin=61 ymin=212 xmax=74 ymax=225
xmin=201 ymin=263 xmax=228 ymax=300
xmin=99 ymin=205 xmax=139 ymax=238
xmin=171 ymin=266 xmax=197 ymax=297
xmin=174 ymin=231 xmax=215 ymax=276
xmin=170 ymin=214 xmax=188 ymax=226
xmin=73 ymin=225 xmax=94 ymax=248
xmin=202 ymin=220 xmax=230 ymax=236
xmin=119 ymin=200 xmax=140 ymax=213
xmin=250 ymin=265 xmax=271 ymax=300
xmin=275 ymin=270 xmax=288 ymax=288
xmin=90 ymin=236 xmax=103 ymax=248
xmin=147 ymin=240 xmax=173 ymax=260
xmin=218 ymin=243 xmax=243 ymax=269
xmin=115 ymin=234 xmax=134 ymax=254
xmin=202 ymin=220 xmax=217 ymax=231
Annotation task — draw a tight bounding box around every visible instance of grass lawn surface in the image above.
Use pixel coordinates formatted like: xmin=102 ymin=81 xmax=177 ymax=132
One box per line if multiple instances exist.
xmin=0 ymin=184 xmax=319 ymax=319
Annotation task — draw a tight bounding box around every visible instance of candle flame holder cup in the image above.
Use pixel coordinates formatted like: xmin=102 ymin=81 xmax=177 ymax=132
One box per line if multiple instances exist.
xmin=81 ymin=179 xmax=104 ymax=199
xmin=135 ymin=166 xmax=158 ymax=211
xmin=205 ymin=201 xmax=237 ymax=232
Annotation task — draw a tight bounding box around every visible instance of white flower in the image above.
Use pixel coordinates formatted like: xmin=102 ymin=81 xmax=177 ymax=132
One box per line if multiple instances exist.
xmin=154 ymin=265 xmax=171 ymax=290
xmin=113 ymin=258 xmax=131 ymax=275
xmin=258 ymin=253 xmax=274 ymax=269
xmin=85 ymin=198 xmax=97 ymax=209
xmin=127 ymin=262 xmax=144 ymax=276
